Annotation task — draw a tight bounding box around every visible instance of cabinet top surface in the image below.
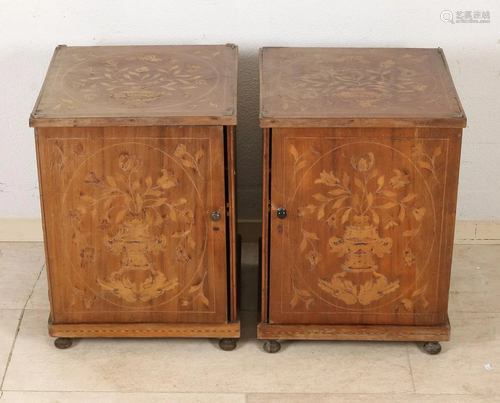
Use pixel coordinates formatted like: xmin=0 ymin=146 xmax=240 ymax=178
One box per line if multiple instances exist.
xmin=31 ymin=44 xmax=238 ymax=127
xmin=260 ymin=47 xmax=466 ymax=128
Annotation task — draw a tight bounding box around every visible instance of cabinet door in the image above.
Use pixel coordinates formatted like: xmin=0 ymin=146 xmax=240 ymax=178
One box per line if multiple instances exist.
xmin=268 ymin=127 xmax=461 ymax=326
xmin=37 ymin=126 xmax=227 ymax=324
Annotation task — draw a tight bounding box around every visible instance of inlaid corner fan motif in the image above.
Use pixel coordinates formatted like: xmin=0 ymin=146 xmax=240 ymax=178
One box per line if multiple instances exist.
xmin=68 ymin=143 xmax=209 ymax=308
xmin=288 ymin=141 xmax=442 ymax=311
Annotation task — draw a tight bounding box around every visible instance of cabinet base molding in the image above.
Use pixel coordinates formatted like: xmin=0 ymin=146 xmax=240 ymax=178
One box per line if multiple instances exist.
xmin=257 ymin=318 xmax=450 ymax=342
xmin=49 ymin=320 xmax=240 ymax=339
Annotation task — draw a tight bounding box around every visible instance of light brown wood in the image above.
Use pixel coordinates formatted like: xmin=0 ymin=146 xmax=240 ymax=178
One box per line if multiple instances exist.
xmin=259 ymin=47 xmax=465 ymax=345
xmin=260 ymin=117 xmax=465 ymax=129
xmin=32 ymin=45 xmax=239 ymax=344
xmin=267 ymin=127 xmax=461 ymax=326
xmin=258 ymin=317 xmax=450 ymax=341
xmin=31 ymin=44 xmax=238 ymax=127
xmin=37 ymin=126 xmax=228 ymax=324
xmin=226 ymin=125 xmax=238 ymax=322
xmin=50 ymin=320 xmax=240 ymax=339
xmin=32 ymin=115 xmax=236 ymax=128
xmin=260 ymin=47 xmax=465 ymax=128
xmin=260 ymin=127 xmax=271 ymax=323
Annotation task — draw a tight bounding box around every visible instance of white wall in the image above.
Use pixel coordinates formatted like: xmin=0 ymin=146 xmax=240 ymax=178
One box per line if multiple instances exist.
xmin=0 ymin=0 xmax=499 ymax=220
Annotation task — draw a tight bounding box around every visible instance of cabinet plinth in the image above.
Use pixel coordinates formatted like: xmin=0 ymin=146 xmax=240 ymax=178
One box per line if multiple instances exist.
xmin=259 ymin=47 xmax=466 ymax=348
xmin=31 ymin=45 xmax=239 ymax=346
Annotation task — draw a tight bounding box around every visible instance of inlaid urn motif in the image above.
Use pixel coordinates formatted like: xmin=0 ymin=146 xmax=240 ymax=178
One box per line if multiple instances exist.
xmin=104 ymin=217 xmax=167 ymax=271
xmin=330 ymin=214 xmax=393 ymax=273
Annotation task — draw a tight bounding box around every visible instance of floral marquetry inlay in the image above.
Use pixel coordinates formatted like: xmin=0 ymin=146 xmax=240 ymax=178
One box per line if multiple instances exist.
xmin=286 ymin=140 xmax=442 ymax=312
xmin=59 ymin=51 xmax=219 ymax=110
xmin=62 ymin=141 xmax=211 ymax=311
xmin=261 ymin=47 xmax=462 ymax=119
xmin=33 ymin=45 xmax=237 ymax=121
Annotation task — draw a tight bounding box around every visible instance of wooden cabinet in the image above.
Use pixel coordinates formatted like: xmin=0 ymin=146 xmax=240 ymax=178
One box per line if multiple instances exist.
xmin=259 ymin=47 xmax=466 ymax=354
xmin=31 ymin=45 xmax=239 ymax=350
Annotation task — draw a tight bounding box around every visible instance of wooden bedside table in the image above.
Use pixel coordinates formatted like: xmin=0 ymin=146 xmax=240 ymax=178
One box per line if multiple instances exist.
xmin=31 ymin=44 xmax=240 ymax=350
xmin=259 ymin=47 xmax=466 ymax=354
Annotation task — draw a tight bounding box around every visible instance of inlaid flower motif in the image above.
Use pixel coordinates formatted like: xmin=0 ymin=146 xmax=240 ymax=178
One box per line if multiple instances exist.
xmin=186 ymin=65 xmax=203 ymax=73
xmin=67 ymin=52 xmax=217 ymax=108
xmin=84 ymin=171 xmax=100 ymax=184
xmin=98 ymin=219 xmax=112 ymax=232
xmin=119 ymin=154 xmax=142 ymax=173
xmin=351 ymin=152 xmax=375 ymax=172
xmin=384 ymin=217 xmax=399 ymax=229
xmin=315 ymin=170 xmax=340 ymax=186
xmin=325 ymin=213 xmax=338 ymax=230
xmin=328 ymin=236 xmax=344 ymax=250
xmin=175 ymin=245 xmax=191 ymax=264
xmin=73 ymin=152 xmax=200 ymax=304
xmin=174 ymin=144 xmax=187 ymax=157
xmin=83 ymin=67 xmax=97 ymax=76
xmin=389 ymin=169 xmax=410 ymax=189
xmin=379 ymin=59 xmax=396 ymax=68
xmin=309 ymin=145 xmax=321 ymax=155
xmin=74 ymin=143 xmax=85 ymax=155
xmin=305 ymin=251 xmax=321 ymax=269
xmin=297 ymin=149 xmax=431 ymax=307
xmin=69 ymin=208 xmax=85 ymax=221
xmin=84 ymin=93 xmax=98 ymax=102
xmin=411 ymin=144 xmax=424 ymax=157
xmin=179 ymin=209 xmax=195 ymax=224
xmin=80 ymin=247 xmax=95 ymax=268
xmin=404 ymin=247 xmax=416 ymax=266
xmin=411 ymin=207 xmax=426 ymax=221
xmin=298 ymin=204 xmax=316 ymax=218
xmin=153 ymin=214 xmax=168 ymax=229
xmin=104 ymin=60 xmax=118 ymax=67
xmin=71 ymin=82 xmax=85 ymax=89
xmin=399 ymin=68 xmax=417 ymax=79
xmin=125 ymin=54 xmax=162 ymax=62
xmin=156 ymin=169 xmax=179 ymax=189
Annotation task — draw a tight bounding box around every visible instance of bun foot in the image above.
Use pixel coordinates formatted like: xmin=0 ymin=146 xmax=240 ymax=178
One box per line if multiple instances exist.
xmin=263 ymin=340 xmax=281 ymax=353
xmin=219 ymin=338 xmax=237 ymax=351
xmin=54 ymin=337 xmax=73 ymax=349
xmin=423 ymin=341 xmax=442 ymax=355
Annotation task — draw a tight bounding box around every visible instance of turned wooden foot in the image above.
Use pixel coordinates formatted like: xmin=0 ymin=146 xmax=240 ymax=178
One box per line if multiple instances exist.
xmin=219 ymin=338 xmax=237 ymax=351
xmin=263 ymin=340 xmax=281 ymax=353
xmin=423 ymin=341 xmax=442 ymax=355
xmin=54 ymin=337 xmax=73 ymax=349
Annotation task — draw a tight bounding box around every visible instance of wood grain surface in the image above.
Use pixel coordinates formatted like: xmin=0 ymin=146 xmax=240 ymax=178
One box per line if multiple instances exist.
xmin=31 ymin=44 xmax=238 ymax=127
xmin=266 ymin=127 xmax=461 ymax=327
xmin=36 ymin=126 xmax=229 ymax=325
xmin=50 ymin=319 xmax=240 ymax=339
xmin=259 ymin=47 xmax=465 ymax=342
xmin=257 ymin=318 xmax=450 ymax=341
xmin=260 ymin=47 xmax=465 ymax=128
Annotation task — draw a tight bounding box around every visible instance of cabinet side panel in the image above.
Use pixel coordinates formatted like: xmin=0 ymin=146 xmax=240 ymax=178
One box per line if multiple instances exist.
xmin=34 ymin=128 xmax=56 ymax=321
xmin=226 ymin=125 xmax=238 ymax=322
xmin=260 ymin=128 xmax=271 ymax=323
xmin=37 ymin=126 xmax=227 ymax=324
xmin=434 ymin=128 xmax=462 ymax=322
